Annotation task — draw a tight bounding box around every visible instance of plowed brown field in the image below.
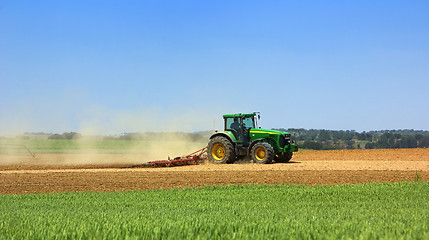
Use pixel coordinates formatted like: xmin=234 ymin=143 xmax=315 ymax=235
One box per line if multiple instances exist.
xmin=1 ymin=148 xmax=428 ymax=194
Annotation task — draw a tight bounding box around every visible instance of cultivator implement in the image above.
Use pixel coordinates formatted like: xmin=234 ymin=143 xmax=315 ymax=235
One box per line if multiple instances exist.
xmin=125 ymin=147 xmax=207 ymax=168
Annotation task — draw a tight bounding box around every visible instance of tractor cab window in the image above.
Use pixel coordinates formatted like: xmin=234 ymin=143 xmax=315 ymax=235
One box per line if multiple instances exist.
xmin=242 ymin=117 xmax=255 ymax=129
xmin=225 ymin=117 xmax=242 ymax=140
xmin=226 ymin=118 xmax=240 ymax=131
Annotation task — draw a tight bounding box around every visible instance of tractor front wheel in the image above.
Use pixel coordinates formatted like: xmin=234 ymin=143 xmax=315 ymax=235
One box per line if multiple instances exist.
xmin=251 ymin=142 xmax=274 ymax=164
xmin=207 ymin=137 xmax=235 ymax=164
xmin=275 ymin=152 xmax=293 ymax=163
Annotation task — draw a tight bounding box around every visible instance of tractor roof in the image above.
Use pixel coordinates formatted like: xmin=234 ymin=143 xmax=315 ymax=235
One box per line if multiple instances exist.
xmin=223 ymin=113 xmax=256 ymax=118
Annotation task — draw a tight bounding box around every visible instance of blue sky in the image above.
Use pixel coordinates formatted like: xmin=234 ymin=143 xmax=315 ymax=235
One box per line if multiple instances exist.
xmin=1 ymin=1 xmax=428 ymax=134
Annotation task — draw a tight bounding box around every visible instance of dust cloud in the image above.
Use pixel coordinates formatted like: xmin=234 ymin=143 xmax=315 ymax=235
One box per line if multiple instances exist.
xmin=0 ymin=133 xmax=210 ymax=166
xmin=0 ymin=107 xmax=221 ymax=166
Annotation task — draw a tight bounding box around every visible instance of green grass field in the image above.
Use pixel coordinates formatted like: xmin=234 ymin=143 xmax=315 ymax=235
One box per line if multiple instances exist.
xmin=0 ymin=138 xmax=207 ymax=154
xmin=1 ymin=182 xmax=428 ymax=239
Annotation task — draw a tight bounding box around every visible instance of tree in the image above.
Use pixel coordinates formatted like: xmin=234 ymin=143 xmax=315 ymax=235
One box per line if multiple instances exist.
xmin=399 ymin=135 xmax=417 ymax=148
xmin=418 ymin=135 xmax=429 ymax=148
xmin=318 ymin=130 xmax=331 ymax=142
xmin=48 ymin=134 xmax=63 ymax=140
xmin=365 ymin=142 xmax=375 ymax=149
xmin=345 ymin=140 xmax=355 ymax=149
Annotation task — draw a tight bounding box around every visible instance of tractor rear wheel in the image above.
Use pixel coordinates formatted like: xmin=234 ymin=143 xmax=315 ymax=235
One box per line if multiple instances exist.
xmin=275 ymin=152 xmax=293 ymax=163
xmin=207 ymin=137 xmax=235 ymax=164
xmin=251 ymin=142 xmax=274 ymax=164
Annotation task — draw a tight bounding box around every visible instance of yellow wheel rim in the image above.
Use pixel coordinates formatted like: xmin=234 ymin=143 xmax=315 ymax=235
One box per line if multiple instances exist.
xmin=211 ymin=143 xmax=225 ymax=160
xmin=255 ymin=147 xmax=266 ymax=161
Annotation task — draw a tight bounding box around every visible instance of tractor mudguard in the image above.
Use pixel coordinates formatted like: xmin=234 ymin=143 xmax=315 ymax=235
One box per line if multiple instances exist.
xmin=247 ymin=138 xmax=267 ymax=155
xmin=209 ymin=131 xmax=237 ymax=144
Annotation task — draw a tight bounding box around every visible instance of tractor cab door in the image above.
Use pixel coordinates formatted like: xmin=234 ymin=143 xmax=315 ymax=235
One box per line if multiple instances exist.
xmin=241 ymin=116 xmax=255 ymax=143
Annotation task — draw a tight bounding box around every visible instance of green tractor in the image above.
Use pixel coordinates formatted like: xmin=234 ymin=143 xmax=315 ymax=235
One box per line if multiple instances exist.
xmin=207 ymin=113 xmax=298 ymax=164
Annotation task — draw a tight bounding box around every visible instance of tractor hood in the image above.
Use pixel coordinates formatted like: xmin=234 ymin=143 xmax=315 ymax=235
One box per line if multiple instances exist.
xmin=249 ymin=129 xmax=290 ymax=135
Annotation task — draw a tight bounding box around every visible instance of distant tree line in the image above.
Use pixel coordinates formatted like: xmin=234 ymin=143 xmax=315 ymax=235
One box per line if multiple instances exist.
xmin=23 ymin=131 xmax=211 ymax=142
xmin=273 ymin=128 xmax=429 ymax=150
xmin=48 ymin=132 xmax=82 ymax=140
xmin=21 ymin=129 xmax=429 ymax=150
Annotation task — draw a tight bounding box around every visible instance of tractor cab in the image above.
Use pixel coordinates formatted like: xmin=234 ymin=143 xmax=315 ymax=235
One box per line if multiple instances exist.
xmin=224 ymin=113 xmax=259 ymax=143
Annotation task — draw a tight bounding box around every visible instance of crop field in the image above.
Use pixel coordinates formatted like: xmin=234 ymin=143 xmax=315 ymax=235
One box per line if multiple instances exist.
xmin=1 ymin=183 xmax=428 ymax=239
xmin=1 ymin=145 xmax=428 ymax=239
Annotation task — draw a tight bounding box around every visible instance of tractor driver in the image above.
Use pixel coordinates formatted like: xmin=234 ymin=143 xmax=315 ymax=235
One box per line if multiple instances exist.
xmin=230 ymin=118 xmax=241 ymax=138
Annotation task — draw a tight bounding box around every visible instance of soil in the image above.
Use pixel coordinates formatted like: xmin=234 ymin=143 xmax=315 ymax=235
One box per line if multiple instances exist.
xmin=1 ymin=148 xmax=428 ymax=194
